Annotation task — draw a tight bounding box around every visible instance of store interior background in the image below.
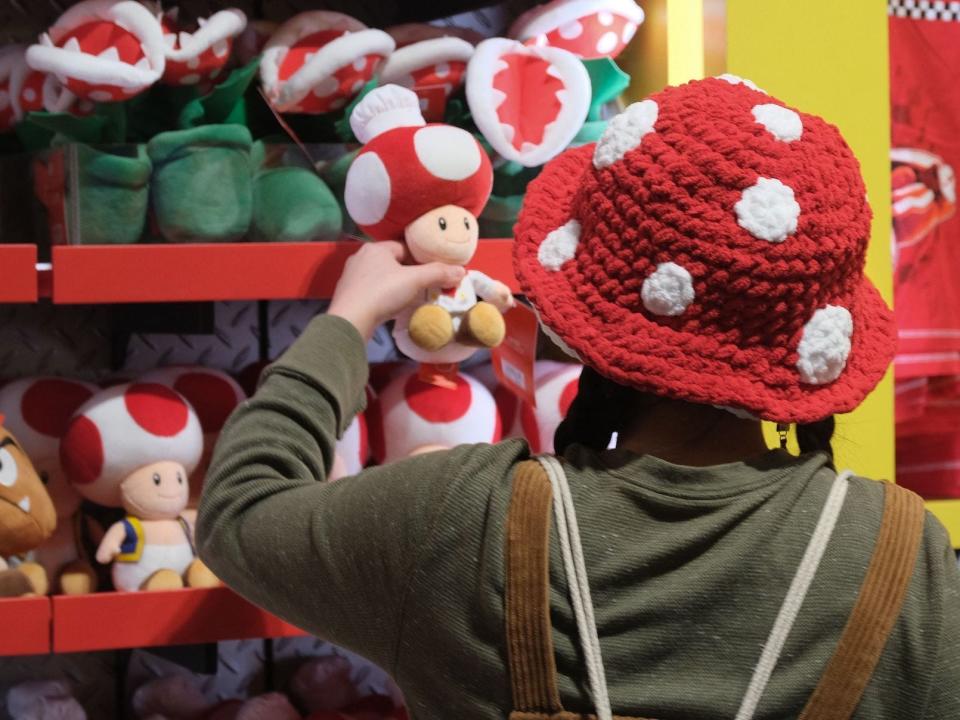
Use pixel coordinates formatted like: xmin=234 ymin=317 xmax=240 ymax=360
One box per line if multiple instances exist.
xmin=0 ymin=0 xmax=944 ymax=718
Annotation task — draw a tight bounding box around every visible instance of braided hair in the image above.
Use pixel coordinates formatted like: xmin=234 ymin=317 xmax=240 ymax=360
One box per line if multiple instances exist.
xmin=555 ymin=367 xmax=836 ymax=461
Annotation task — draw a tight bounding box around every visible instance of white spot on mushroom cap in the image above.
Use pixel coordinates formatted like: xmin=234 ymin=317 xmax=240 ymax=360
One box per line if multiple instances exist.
xmin=735 ymin=177 xmax=800 ymax=243
xmin=642 ymin=262 xmax=695 ymax=316
xmin=717 ymin=73 xmax=764 ymax=93
xmin=752 ymin=103 xmax=802 ymax=142
xmin=413 ymin=125 xmax=482 ymax=181
xmin=353 ymin=57 xmax=367 ymax=72
xmin=344 ymin=151 xmax=392 ymax=226
xmin=596 ymin=31 xmax=619 ymax=55
xmin=538 ymin=219 xmax=580 ymax=271
xmin=186 ymin=56 xmax=200 ymax=70
xmin=598 ymin=11 xmax=614 ymax=26
xmin=435 ymin=62 xmax=450 ymax=78
xmin=796 ymin=305 xmax=853 ymax=384
xmin=593 ymin=99 xmax=658 ymax=169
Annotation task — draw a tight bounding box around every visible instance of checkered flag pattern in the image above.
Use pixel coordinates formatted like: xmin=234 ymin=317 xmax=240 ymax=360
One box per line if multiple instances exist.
xmin=889 ymin=0 xmax=960 ymax=20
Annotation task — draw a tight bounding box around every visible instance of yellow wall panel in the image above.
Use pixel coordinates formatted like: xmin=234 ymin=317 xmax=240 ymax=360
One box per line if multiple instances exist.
xmin=726 ymin=0 xmax=895 ymax=484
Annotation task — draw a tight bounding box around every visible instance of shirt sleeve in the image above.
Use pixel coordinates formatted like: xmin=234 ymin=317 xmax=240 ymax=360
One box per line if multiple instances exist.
xmin=194 ymin=314 xmax=516 ymax=671
xmin=920 ymin=517 xmax=960 ymax=718
xmin=468 ymin=270 xmax=498 ymax=299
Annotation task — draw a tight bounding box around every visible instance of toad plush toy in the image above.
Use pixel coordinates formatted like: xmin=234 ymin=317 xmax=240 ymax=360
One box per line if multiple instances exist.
xmin=59 ymin=383 xmax=214 ymax=592
xmin=344 ymin=85 xmax=515 ymax=368
xmin=0 ymin=416 xmax=56 ymax=596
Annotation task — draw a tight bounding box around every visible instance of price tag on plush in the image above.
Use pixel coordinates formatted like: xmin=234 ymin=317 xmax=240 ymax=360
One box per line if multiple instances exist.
xmin=491 ymin=303 xmax=539 ymax=407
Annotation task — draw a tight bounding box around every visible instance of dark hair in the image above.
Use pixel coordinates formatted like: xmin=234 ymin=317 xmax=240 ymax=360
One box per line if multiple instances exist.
xmin=553 ymin=367 xmax=649 ymax=454
xmin=555 ymin=367 xmax=836 ymax=460
xmin=796 ymin=416 xmax=836 ymax=461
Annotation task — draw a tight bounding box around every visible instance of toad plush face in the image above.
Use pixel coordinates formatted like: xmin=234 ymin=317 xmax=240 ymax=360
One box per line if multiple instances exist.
xmin=405 ymin=205 xmax=479 ymax=265
xmin=120 ymin=460 xmax=189 ymax=520
xmin=0 ymin=420 xmax=56 ymax=556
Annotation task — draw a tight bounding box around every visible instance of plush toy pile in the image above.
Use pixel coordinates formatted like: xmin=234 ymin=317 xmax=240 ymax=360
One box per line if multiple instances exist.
xmin=0 ymin=0 xmax=640 ymax=244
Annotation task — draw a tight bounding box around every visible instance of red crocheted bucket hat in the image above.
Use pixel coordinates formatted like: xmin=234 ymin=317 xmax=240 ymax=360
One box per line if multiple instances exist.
xmin=514 ymin=75 xmax=896 ymax=424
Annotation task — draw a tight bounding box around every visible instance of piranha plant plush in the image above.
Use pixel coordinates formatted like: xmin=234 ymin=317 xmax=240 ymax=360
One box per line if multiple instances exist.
xmin=0 ymin=415 xmax=56 ymax=597
xmin=344 ymin=84 xmax=515 ymax=370
xmin=59 ymin=382 xmax=215 ymax=592
xmin=0 ymin=377 xmax=100 ymax=594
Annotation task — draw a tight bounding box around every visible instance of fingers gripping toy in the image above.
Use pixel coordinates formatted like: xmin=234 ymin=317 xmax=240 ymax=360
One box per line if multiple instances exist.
xmin=344 ymin=85 xmax=515 ymax=368
xmin=59 ymin=383 xmax=207 ymax=592
xmin=0 ymin=377 xmax=100 ymax=594
xmin=0 ymin=415 xmax=56 ymax=597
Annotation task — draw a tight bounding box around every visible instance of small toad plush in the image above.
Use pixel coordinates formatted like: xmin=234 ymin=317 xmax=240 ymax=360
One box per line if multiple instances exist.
xmin=59 ymin=383 xmax=213 ymax=592
xmin=344 ymin=85 xmax=515 ymax=366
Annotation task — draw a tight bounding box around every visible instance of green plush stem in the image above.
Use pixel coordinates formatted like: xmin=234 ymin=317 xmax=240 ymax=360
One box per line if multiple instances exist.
xmin=251 ymin=166 xmax=342 ymax=242
xmin=71 ymin=144 xmax=152 ymax=245
xmin=148 ymin=124 xmax=253 ymax=243
xmin=179 ymin=57 xmax=261 ymax=129
xmin=583 ymin=58 xmax=631 ymax=122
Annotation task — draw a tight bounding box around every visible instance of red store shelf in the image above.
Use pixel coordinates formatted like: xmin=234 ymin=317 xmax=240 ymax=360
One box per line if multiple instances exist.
xmin=0 ymin=595 xmax=51 ymax=656
xmin=0 ymin=245 xmax=39 ymax=303
xmin=52 ymin=586 xmax=306 ymax=653
xmin=51 ymin=239 xmax=518 ymax=304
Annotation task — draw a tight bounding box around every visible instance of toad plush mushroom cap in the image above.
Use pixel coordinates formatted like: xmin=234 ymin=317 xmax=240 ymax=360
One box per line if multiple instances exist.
xmin=380 ymin=37 xmax=474 ymax=121
xmin=138 ymin=366 xmax=246 ymax=437
xmin=26 ymin=0 xmax=165 ymax=102
xmin=0 ymin=377 xmax=97 ymax=466
xmin=59 ymin=382 xmax=202 ymax=507
xmin=514 ymin=76 xmax=897 ymax=424
xmin=520 ymin=361 xmax=582 ymax=454
xmin=367 ymin=367 xmax=501 ymax=463
xmin=510 ymin=0 xmax=644 ymax=59
xmin=344 ymin=84 xmax=493 ymax=240
xmin=261 ymin=11 xmax=395 ymax=114
xmin=160 ymin=8 xmax=247 ymax=86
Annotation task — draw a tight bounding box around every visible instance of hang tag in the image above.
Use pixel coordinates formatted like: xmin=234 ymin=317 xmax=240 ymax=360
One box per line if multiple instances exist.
xmin=492 ymin=303 xmax=539 ymax=407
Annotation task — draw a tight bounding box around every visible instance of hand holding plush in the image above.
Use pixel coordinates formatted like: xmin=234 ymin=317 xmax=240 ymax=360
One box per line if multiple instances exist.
xmin=343 ymin=85 xmax=514 ymax=365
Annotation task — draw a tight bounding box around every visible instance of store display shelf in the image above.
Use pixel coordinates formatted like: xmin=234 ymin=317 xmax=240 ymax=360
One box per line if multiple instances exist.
xmin=925 ymin=498 xmax=960 ymax=548
xmin=50 ymin=239 xmax=517 ymax=304
xmin=51 ymin=586 xmax=306 ymax=653
xmin=0 ymin=595 xmax=51 ymax=655
xmin=0 ymin=244 xmax=39 ymax=303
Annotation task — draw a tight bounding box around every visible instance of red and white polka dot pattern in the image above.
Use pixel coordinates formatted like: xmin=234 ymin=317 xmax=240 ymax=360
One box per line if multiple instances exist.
xmin=139 ymin=367 xmax=245 ymax=436
xmin=60 ymin=382 xmax=202 ymax=507
xmin=466 ymin=37 xmax=591 ymax=167
xmin=367 ymin=368 xmax=500 ymax=463
xmin=260 ymin=12 xmax=394 ymax=114
xmin=344 ymin=86 xmax=493 ymax=240
xmin=519 ymin=362 xmax=582 ymax=454
xmin=160 ymin=9 xmax=246 ymax=86
xmin=515 ymin=77 xmax=897 ymax=423
xmin=0 ymin=377 xmax=97 ymax=516
xmin=510 ymin=0 xmax=644 ymax=59
xmin=379 ymin=37 xmax=474 ymax=122
xmin=25 ymin=0 xmax=166 ymax=103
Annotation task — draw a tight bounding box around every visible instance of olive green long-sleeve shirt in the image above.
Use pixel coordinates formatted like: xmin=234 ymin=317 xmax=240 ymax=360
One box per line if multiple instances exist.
xmin=197 ymin=314 xmax=960 ymax=720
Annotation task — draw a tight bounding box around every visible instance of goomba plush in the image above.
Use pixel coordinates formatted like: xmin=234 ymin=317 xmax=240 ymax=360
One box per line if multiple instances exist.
xmin=26 ymin=0 xmax=166 ymax=103
xmin=261 ymin=11 xmax=394 ymax=114
xmin=368 ymin=367 xmax=501 ymax=463
xmin=0 ymin=416 xmax=56 ymax=597
xmin=0 ymin=377 xmax=100 ymax=594
xmin=344 ymin=85 xmax=515 ymax=365
xmin=59 ymin=383 xmax=214 ymax=592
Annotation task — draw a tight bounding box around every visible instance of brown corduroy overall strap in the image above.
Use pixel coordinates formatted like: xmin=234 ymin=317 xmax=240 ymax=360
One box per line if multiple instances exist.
xmin=504 ymin=462 xmax=926 ymax=720
xmin=797 ymin=481 xmax=926 ymax=720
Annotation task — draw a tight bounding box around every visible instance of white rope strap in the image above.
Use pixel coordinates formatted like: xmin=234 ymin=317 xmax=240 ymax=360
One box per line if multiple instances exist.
xmin=734 ymin=470 xmax=853 ymax=720
xmin=538 ymin=455 xmax=613 ymax=720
